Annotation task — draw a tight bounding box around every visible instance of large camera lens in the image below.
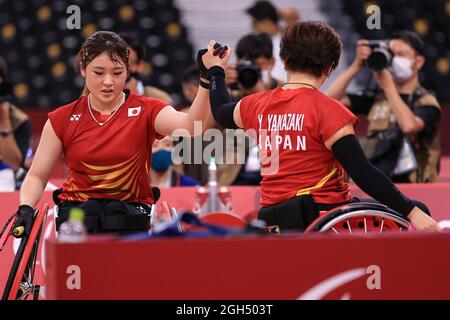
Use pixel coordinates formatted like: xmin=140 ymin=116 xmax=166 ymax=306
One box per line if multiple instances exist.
xmin=366 ymin=41 xmax=393 ymax=71
xmin=367 ymin=48 xmax=392 ymax=71
xmin=236 ymin=60 xmax=260 ymax=89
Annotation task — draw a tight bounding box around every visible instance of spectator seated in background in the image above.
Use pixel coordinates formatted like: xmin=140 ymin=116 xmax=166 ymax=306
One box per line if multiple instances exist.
xmin=327 ymin=31 xmax=442 ymax=183
xmin=0 ymin=56 xmax=31 ymax=191
xmin=151 ymin=135 xmax=200 ymax=188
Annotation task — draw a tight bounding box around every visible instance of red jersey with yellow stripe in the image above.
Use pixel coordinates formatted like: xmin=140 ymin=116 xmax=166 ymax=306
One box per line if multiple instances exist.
xmin=48 ymin=91 xmax=168 ymax=204
xmin=239 ymin=87 xmax=357 ymax=207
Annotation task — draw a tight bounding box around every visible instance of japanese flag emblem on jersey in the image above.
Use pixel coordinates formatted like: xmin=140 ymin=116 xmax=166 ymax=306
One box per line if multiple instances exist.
xmin=128 ymin=106 xmax=142 ymax=117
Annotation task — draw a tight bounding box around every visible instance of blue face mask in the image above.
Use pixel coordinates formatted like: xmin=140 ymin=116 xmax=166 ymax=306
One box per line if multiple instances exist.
xmin=151 ymin=149 xmax=172 ymax=172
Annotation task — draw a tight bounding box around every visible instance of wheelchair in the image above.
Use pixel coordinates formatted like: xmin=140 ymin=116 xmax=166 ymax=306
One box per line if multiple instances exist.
xmin=0 ymin=187 xmax=162 ymax=300
xmin=201 ymin=202 xmax=410 ymax=234
xmin=304 ymin=202 xmax=410 ymax=234
xmin=1 ymin=203 xmax=49 ymax=300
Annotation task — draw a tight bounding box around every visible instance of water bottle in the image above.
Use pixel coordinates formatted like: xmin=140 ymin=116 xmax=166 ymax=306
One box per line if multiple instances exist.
xmin=58 ymin=208 xmax=87 ymax=243
xmin=206 ymin=157 xmax=220 ymax=213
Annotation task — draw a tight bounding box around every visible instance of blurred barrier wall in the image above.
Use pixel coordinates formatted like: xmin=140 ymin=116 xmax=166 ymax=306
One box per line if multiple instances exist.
xmin=2 ymin=184 xmax=450 ymax=296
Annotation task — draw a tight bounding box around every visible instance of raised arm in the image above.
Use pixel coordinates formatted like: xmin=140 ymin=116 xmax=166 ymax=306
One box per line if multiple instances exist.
xmin=153 ymin=86 xmax=211 ymax=136
xmin=192 ymin=41 xmax=245 ymax=130
xmin=154 ymin=41 xmax=233 ymax=136
xmin=326 ymin=40 xmax=370 ymax=104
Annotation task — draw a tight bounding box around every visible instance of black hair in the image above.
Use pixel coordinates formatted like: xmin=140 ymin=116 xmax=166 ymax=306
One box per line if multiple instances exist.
xmin=181 ymin=65 xmax=200 ymax=84
xmin=246 ymin=0 xmax=278 ymax=24
xmin=236 ymin=32 xmax=273 ymax=60
xmin=390 ymin=30 xmax=425 ymax=56
xmin=76 ymin=31 xmax=130 ymax=71
xmin=280 ymin=21 xmax=342 ymax=77
xmin=119 ymin=32 xmax=145 ymax=61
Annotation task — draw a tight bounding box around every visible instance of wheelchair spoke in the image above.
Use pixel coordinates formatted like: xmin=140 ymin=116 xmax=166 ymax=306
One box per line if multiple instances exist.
xmin=364 ymin=217 xmax=367 ymax=233
xmin=310 ymin=206 xmax=410 ymax=234
xmin=345 ymin=220 xmax=352 ymax=233
xmin=17 ymin=282 xmax=42 ymax=300
xmin=15 ymin=230 xmax=42 ymax=300
xmin=17 ymin=282 xmax=32 ymax=300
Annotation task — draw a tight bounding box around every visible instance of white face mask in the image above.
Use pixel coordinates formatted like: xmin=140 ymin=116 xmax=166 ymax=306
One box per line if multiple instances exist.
xmin=389 ymin=56 xmax=415 ymax=83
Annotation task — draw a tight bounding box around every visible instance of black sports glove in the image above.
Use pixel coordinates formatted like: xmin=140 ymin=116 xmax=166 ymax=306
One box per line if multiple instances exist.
xmin=12 ymin=205 xmax=34 ymax=238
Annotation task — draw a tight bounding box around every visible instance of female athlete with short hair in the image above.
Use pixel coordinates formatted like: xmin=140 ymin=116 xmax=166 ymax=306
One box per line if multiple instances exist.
xmin=13 ymin=31 xmax=231 ymax=234
xmin=202 ymin=21 xmax=440 ymax=232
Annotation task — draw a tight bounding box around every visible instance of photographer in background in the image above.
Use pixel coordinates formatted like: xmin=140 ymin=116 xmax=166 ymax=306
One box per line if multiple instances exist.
xmin=246 ymin=0 xmax=300 ymax=81
xmin=226 ymin=32 xmax=280 ymax=99
xmin=0 ymin=56 xmax=31 ymax=191
xmin=327 ymin=31 xmax=441 ymax=183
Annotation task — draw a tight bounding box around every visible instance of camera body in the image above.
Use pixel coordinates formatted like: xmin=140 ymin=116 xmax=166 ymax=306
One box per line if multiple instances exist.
xmin=366 ymin=40 xmax=393 ymax=71
xmin=236 ymin=59 xmax=261 ymax=89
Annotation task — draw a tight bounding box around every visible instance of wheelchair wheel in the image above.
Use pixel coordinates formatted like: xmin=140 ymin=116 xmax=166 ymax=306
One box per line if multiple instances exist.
xmin=305 ymin=202 xmax=410 ymax=234
xmin=2 ymin=203 xmax=49 ymax=300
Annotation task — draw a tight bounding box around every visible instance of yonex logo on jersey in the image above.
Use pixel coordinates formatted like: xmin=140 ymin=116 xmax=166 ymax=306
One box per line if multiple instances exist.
xmin=70 ymin=114 xmax=81 ymax=121
xmin=128 ymin=106 xmax=142 ymax=117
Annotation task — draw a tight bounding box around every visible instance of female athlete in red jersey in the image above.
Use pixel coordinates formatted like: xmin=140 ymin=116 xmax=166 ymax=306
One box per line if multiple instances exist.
xmin=203 ymin=21 xmax=440 ymax=232
xmin=13 ymin=31 xmax=231 ymax=234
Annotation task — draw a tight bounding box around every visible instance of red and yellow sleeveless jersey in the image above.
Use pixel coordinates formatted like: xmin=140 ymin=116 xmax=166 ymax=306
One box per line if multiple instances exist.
xmin=48 ymin=91 xmax=169 ymax=204
xmin=240 ymin=87 xmax=357 ymax=207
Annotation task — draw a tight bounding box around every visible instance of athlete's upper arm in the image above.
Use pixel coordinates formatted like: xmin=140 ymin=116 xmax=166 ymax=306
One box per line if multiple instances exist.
xmin=154 ymin=105 xmax=191 ymax=136
xmin=28 ymin=119 xmax=64 ymax=182
xmin=324 ymin=122 xmax=355 ymax=151
xmin=233 ymin=100 xmax=244 ymax=128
